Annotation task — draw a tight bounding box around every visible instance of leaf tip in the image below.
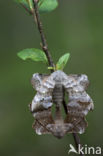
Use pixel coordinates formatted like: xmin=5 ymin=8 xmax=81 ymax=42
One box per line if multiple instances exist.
xmin=56 ymin=52 xmax=71 ymax=70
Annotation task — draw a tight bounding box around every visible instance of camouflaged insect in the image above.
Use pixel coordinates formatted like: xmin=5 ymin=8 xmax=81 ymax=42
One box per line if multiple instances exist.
xmin=30 ymin=70 xmax=94 ymax=139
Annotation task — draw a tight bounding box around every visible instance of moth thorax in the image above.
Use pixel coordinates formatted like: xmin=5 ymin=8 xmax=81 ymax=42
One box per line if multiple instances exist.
xmin=52 ymin=84 xmax=64 ymax=106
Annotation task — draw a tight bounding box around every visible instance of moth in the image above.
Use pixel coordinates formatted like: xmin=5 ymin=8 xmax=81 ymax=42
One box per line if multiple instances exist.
xmin=30 ymin=70 xmax=94 ymax=139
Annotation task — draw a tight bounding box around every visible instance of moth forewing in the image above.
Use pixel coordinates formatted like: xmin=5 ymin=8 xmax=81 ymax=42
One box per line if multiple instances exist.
xmin=65 ymin=74 xmax=94 ymax=134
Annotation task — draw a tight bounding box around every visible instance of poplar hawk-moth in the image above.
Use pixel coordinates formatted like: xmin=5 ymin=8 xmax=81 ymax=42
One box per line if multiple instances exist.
xmin=30 ymin=70 xmax=94 ymax=139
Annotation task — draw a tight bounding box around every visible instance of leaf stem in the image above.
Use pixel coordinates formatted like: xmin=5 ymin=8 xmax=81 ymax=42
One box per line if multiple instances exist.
xmin=32 ymin=0 xmax=84 ymax=155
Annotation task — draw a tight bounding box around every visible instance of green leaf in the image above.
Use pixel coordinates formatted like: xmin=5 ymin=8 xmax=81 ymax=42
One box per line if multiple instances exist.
xmin=15 ymin=0 xmax=33 ymax=11
xmin=15 ymin=0 xmax=58 ymax=13
xmin=38 ymin=0 xmax=58 ymax=13
xmin=28 ymin=0 xmax=34 ymax=10
xmin=15 ymin=0 xmax=28 ymax=7
xmin=56 ymin=53 xmax=70 ymax=70
xmin=17 ymin=48 xmax=48 ymax=63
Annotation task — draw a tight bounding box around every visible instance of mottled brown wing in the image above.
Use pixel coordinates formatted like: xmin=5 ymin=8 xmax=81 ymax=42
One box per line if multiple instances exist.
xmin=31 ymin=73 xmax=55 ymax=135
xmin=64 ymin=74 xmax=94 ymax=134
xmin=32 ymin=109 xmax=54 ymax=135
xmin=31 ymin=73 xmax=55 ymax=113
xmin=65 ymin=102 xmax=88 ymax=134
xmin=31 ymin=73 xmax=49 ymax=91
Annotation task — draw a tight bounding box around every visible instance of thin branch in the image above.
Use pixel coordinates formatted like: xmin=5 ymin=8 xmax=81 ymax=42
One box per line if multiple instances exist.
xmin=33 ymin=0 xmax=54 ymax=70
xmin=20 ymin=3 xmax=33 ymax=15
xmin=32 ymin=0 xmax=84 ymax=155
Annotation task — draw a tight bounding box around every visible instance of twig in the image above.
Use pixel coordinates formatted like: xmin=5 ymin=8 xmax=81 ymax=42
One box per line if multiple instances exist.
xmin=32 ymin=0 xmax=84 ymax=155
xmin=20 ymin=3 xmax=33 ymax=15
xmin=33 ymin=0 xmax=54 ymax=70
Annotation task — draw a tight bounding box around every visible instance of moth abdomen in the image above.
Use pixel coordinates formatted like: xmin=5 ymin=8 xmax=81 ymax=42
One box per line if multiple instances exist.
xmin=52 ymin=84 xmax=64 ymax=105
